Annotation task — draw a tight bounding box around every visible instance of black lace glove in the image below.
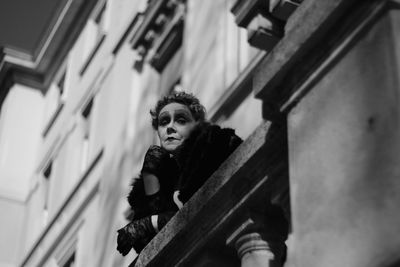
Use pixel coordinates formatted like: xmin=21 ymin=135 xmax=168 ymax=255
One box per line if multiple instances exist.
xmin=117 ymin=216 xmax=156 ymax=256
xmin=141 ymin=145 xmax=170 ymax=177
xmin=116 ymin=211 xmax=177 ymax=256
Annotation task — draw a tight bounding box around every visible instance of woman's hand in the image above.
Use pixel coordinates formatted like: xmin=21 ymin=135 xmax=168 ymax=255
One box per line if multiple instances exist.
xmin=141 ymin=145 xmax=170 ymax=176
xmin=116 ymin=211 xmax=177 ymax=256
xmin=116 ymin=217 xmax=155 ymax=256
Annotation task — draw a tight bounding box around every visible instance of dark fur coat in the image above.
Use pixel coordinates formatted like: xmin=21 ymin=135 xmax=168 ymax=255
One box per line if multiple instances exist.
xmin=127 ymin=122 xmax=242 ymax=221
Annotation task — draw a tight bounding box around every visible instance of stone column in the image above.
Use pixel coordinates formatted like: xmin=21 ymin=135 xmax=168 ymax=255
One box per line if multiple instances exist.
xmin=226 ymin=209 xmax=288 ymax=267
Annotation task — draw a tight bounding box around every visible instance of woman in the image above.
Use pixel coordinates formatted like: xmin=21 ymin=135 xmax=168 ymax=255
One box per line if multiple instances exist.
xmin=117 ymin=91 xmax=242 ymax=256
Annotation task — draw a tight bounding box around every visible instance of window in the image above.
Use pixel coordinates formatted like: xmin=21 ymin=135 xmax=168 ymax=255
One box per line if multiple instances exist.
xmin=57 ymin=70 xmax=67 ymax=103
xmin=62 ymin=252 xmax=76 ymax=267
xmin=80 ymin=1 xmax=108 ymax=74
xmin=57 ymin=244 xmax=77 ymax=267
xmin=42 ymin=65 xmax=69 ymax=136
xmin=53 ymin=65 xmax=69 ymax=107
xmin=86 ymin=2 xmax=107 ymax=54
xmin=158 ymin=48 xmax=183 ymax=95
xmin=42 ymin=161 xmax=52 ymax=225
xmin=94 ymin=4 xmax=107 ymax=42
xmin=80 ymin=98 xmax=94 ymax=172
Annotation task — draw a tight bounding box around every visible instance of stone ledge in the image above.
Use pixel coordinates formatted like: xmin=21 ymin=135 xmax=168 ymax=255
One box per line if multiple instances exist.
xmin=134 ymin=120 xmax=288 ymax=266
xmin=252 ymin=0 xmax=389 ymax=115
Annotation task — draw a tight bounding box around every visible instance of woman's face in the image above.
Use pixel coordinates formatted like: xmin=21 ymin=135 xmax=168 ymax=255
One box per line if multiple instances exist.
xmin=157 ymin=102 xmax=198 ymax=152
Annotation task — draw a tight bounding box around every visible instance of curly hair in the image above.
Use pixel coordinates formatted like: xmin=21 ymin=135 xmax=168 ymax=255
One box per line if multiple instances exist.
xmin=150 ymin=91 xmax=206 ymax=129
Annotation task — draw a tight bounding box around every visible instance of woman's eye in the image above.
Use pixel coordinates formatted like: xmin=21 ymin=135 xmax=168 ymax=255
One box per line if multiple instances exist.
xmin=159 ymin=117 xmax=170 ymax=126
xmin=176 ymin=117 xmax=188 ymax=124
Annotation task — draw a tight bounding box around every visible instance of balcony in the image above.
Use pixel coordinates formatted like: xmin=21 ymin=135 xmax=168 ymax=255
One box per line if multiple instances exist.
xmin=130 ymin=0 xmax=400 ymax=266
xmin=134 ymin=120 xmax=288 ymax=266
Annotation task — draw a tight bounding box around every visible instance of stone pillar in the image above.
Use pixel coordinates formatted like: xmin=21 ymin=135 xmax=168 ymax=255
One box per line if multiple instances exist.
xmin=226 ymin=209 xmax=288 ymax=267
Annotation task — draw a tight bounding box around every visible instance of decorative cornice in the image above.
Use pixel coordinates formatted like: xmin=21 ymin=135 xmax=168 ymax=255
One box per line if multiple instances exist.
xmin=247 ymin=13 xmax=284 ymax=51
xmin=130 ymin=0 xmax=167 ymax=50
xmin=148 ymin=8 xmax=184 ymax=71
xmin=230 ymin=0 xmax=302 ymax=51
xmin=231 ymin=0 xmax=267 ymax=28
xmin=270 ymin=0 xmax=303 ymax=21
xmin=130 ymin=0 xmax=186 ymax=72
xmin=0 ymin=0 xmax=100 ymax=107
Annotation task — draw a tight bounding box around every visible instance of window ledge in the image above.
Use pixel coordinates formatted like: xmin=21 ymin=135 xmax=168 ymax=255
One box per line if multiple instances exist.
xmin=42 ymin=103 xmax=65 ymax=137
xmin=79 ymin=34 xmax=106 ymax=76
xmin=134 ymin=120 xmax=288 ymax=266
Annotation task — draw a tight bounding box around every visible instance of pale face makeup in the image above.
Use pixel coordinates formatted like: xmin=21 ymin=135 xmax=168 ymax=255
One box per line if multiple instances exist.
xmin=157 ymin=103 xmax=198 ymax=152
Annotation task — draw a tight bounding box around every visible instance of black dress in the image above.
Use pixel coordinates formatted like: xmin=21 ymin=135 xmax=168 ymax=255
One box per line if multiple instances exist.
xmin=126 ymin=122 xmax=242 ymax=252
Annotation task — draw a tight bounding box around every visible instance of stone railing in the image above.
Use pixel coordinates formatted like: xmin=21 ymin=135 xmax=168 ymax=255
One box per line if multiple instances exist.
xmin=134 ymin=120 xmax=289 ymax=267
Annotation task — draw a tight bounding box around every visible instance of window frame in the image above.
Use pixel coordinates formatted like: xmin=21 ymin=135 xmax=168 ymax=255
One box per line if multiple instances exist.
xmin=79 ymin=96 xmax=95 ymax=173
xmin=42 ymin=62 xmax=69 ymax=137
xmin=79 ymin=0 xmax=109 ymax=76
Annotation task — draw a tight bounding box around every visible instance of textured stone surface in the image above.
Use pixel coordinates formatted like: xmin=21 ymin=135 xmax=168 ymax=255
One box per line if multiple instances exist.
xmin=287 ymin=8 xmax=400 ymax=267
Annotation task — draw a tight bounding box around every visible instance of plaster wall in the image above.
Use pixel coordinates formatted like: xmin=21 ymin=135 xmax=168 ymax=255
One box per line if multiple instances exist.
xmin=0 ymin=198 xmax=26 ymax=267
xmin=0 ymin=84 xmax=44 ymax=266
xmin=0 ymin=85 xmax=44 ymax=200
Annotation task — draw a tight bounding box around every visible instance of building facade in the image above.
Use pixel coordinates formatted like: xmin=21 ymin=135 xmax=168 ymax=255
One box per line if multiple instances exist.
xmin=0 ymin=0 xmax=400 ymax=267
